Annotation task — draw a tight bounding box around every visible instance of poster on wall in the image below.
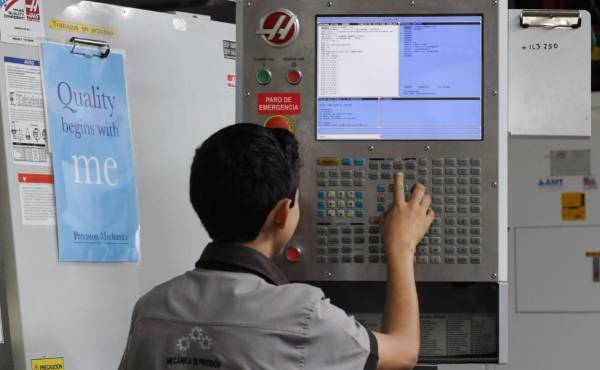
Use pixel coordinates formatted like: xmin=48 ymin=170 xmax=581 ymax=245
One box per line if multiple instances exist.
xmin=0 ymin=0 xmax=45 ymax=45
xmin=4 ymin=57 xmax=49 ymax=166
xmin=41 ymin=42 xmax=140 ymax=262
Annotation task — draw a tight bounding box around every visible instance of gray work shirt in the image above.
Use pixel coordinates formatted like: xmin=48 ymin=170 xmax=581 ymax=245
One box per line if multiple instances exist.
xmin=119 ymin=242 xmax=378 ymax=370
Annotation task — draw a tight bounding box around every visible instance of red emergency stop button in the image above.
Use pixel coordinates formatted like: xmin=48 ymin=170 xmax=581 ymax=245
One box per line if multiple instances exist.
xmin=264 ymin=115 xmax=295 ymax=133
xmin=286 ymin=69 xmax=303 ymax=85
xmin=285 ymin=246 xmax=303 ymax=263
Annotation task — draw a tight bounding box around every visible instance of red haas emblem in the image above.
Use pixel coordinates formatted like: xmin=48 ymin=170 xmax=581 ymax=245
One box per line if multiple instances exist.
xmin=256 ymin=9 xmax=300 ymax=47
xmin=25 ymin=0 xmax=40 ymax=22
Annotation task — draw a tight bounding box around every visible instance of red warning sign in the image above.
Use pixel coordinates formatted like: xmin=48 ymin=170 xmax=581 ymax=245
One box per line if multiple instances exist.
xmin=257 ymin=93 xmax=301 ymax=115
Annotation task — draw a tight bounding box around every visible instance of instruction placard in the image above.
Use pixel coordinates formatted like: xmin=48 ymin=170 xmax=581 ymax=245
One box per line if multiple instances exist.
xmin=31 ymin=357 xmax=64 ymax=370
xmin=1 ymin=0 xmax=45 ymax=45
xmin=18 ymin=173 xmax=55 ymax=226
xmin=4 ymin=57 xmax=49 ymax=166
xmin=420 ymin=314 xmax=497 ymax=357
xmin=561 ymin=192 xmax=586 ymax=221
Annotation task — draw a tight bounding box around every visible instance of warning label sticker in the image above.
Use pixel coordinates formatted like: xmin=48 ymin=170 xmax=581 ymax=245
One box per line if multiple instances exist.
xmin=257 ymin=93 xmax=301 ymax=115
xmin=562 ymin=192 xmax=586 ymax=221
xmin=31 ymin=357 xmax=64 ymax=370
xmin=18 ymin=173 xmax=55 ymax=226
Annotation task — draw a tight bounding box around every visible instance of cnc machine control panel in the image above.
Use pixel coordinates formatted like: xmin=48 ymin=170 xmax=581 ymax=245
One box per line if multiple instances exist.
xmin=237 ymin=1 xmax=504 ymax=284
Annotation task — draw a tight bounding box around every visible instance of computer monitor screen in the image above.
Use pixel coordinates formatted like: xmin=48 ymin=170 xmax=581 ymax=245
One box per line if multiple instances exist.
xmin=316 ymin=15 xmax=483 ymax=140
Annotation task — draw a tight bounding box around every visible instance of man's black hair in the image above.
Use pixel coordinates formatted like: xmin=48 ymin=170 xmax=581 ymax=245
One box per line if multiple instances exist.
xmin=190 ymin=123 xmax=301 ymax=243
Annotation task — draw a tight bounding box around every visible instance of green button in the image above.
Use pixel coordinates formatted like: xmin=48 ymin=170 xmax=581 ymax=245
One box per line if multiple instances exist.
xmin=256 ymin=69 xmax=272 ymax=85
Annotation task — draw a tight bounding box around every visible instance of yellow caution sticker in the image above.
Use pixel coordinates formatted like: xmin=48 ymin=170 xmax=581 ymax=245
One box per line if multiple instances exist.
xmin=585 ymin=252 xmax=600 ymax=257
xmin=49 ymin=19 xmax=116 ymax=38
xmin=561 ymin=192 xmax=586 ymax=221
xmin=31 ymin=357 xmax=64 ymax=370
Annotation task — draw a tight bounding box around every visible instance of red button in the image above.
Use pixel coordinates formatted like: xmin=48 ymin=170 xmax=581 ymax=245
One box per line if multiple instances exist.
xmin=285 ymin=246 xmax=303 ymax=263
xmin=264 ymin=115 xmax=295 ymax=133
xmin=286 ymin=70 xmax=303 ymax=85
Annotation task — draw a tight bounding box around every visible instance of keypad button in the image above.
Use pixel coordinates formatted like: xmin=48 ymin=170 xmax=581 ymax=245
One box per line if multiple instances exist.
xmin=327 ymin=200 xmax=336 ymax=208
xmin=430 ymin=227 xmax=442 ymax=235
xmin=458 ymin=196 xmax=469 ymax=205
xmin=445 ymin=158 xmax=457 ymax=166
xmin=355 ymin=200 xmax=364 ymax=209
xmin=419 ymin=158 xmax=428 ymax=166
xmin=354 ymin=179 xmax=365 ymax=186
xmin=458 ymin=187 xmax=469 ymax=195
xmin=377 ymin=204 xmax=386 ymax=213
xmin=471 ymin=218 xmax=481 ymax=226
xmin=470 ymin=158 xmax=482 ymax=166
xmin=342 ymin=158 xmax=353 ymax=166
xmin=342 ymin=248 xmax=353 ymax=255
xmin=328 ymin=237 xmax=340 ymax=245
xmin=355 ymin=210 xmax=364 ymax=218
xmin=458 ymin=206 xmax=469 ymax=214
xmin=327 ymin=191 xmax=336 ymax=199
xmin=432 ymin=177 xmax=444 ymax=185
xmin=406 ymin=173 xmax=417 ymax=180
xmin=347 ymin=210 xmax=356 ymax=218
xmin=328 ymin=256 xmax=340 ymax=264
xmin=445 ymin=227 xmax=457 ymax=235
xmin=433 ymin=217 xmax=442 ymax=225
xmin=471 ymin=168 xmax=482 ymax=176
xmin=433 ymin=196 xmax=444 ymax=205
xmin=381 ymin=162 xmax=392 ymax=170
xmin=341 ymin=237 xmax=352 ymax=244
xmin=329 ymin=170 xmax=340 ymax=178
xmin=322 ymin=246 xmax=337 ymax=255
xmin=445 ymin=187 xmax=457 ymax=195
xmin=445 ymin=247 xmax=457 ymax=254
xmin=369 ymin=255 xmax=380 ymax=263
xmin=471 ymin=247 xmax=482 ymax=255
xmin=337 ymin=200 xmax=346 ymax=208
xmin=347 ymin=191 xmax=356 ymax=198
xmin=457 ymin=237 xmax=469 ymax=245
xmin=317 ymin=179 xmax=327 ymax=186
xmin=470 ymin=206 xmax=481 ymax=213
xmin=445 ymin=177 xmax=457 ymax=185
xmin=432 ymin=168 xmax=444 ymax=176
xmin=369 ymin=172 xmax=379 ymax=180
xmin=369 ymin=162 xmax=379 ymax=170
xmin=418 ymin=178 xmax=429 ymax=185
xmin=420 ymin=236 xmax=430 ymax=245
xmin=418 ymin=168 xmax=428 ymax=176
xmin=347 ymin=200 xmax=355 ymax=208
xmin=381 ymin=172 xmax=392 ymax=180
xmin=457 ymin=158 xmax=469 ymax=166
xmin=369 ymin=246 xmax=380 ymax=254
xmin=431 ymin=237 xmax=442 ymax=245
xmin=369 ymin=216 xmax=379 ymax=224
xmin=393 ymin=161 xmax=403 ymax=170
xmin=431 ymin=246 xmax=442 ymax=254
xmin=432 ymin=158 xmax=444 ymax=166
xmin=445 ymin=196 xmax=457 ymax=204
xmin=377 ymin=185 xmax=386 ymax=193
xmin=318 ymin=191 xmax=326 ymax=199
xmin=354 ymin=236 xmax=365 ymax=244
xmin=457 ymin=228 xmax=469 ymax=235
xmin=341 ymin=170 xmax=353 ymax=178
xmin=336 ymin=210 xmax=345 ymax=217
xmin=405 ymin=162 xmax=416 ymax=170
xmin=471 ymin=228 xmax=481 ymax=236
xmin=369 ymin=236 xmax=380 ymax=244
xmin=319 ymin=210 xmax=327 ymax=218
xmin=353 ymin=228 xmax=364 ymax=235
xmin=445 ymin=257 xmax=457 ymax=264
xmin=432 ymin=187 xmax=444 ymax=195
xmin=369 ymin=226 xmax=380 ymax=234
xmin=445 ymin=237 xmax=457 ymax=245
xmin=417 ymin=246 xmax=429 ymax=254
xmin=417 ymin=256 xmax=429 ymax=264
xmin=432 ymin=206 xmax=443 ymax=213
xmin=430 ymin=256 xmax=442 ymax=264
xmin=354 ymin=158 xmax=365 ymax=166
xmin=458 ymin=178 xmax=470 ymax=185
xmin=457 ymin=256 xmax=469 ymax=264
xmin=458 ymin=217 xmax=469 ymax=226
xmin=471 ymin=187 xmax=481 ymax=195
xmin=471 ymin=237 xmax=481 ymax=245
xmin=445 ymin=217 xmax=457 ymax=225
xmin=470 ymin=196 xmax=481 ymax=204
xmin=316 ymin=247 xmax=327 ymax=255
xmin=317 ymin=170 xmax=328 ymax=178
xmin=341 ymin=179 xmax=352 ymax=187
xmin=470 ymin=257 xmax=481 ymax=264
xmin=328 ymin=228 xmax=339 ymax=235
xmin=342 ymin=256 xmax=352 ymax=263
xmin=471 ymin=177 xmax=481 ymax=185
xmin=445 ymin=168 xmax=457 ymax=176
xmin=458 ymin=247 xmax=469 ymax=255
xmin=353 ymin=255 xmax=365 ymax=263
xmin=318 ymin=201 xmax=326 ymax=209
xmin=354 ymin=171 xmax=365 ymax=178
xmin=317 ymin=237 xmax=328 ymax=246
xmin=329 ymin=179 xmax=340 ymax=187
xmin=318 ymin=228 xmax=328 ymax=236
xmin=458 ymin=168 xmax=469 ymax=176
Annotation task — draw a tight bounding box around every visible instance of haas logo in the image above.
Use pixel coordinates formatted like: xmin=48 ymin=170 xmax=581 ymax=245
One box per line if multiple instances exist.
xmin=256 ymin=9 xmax=300 ymax=47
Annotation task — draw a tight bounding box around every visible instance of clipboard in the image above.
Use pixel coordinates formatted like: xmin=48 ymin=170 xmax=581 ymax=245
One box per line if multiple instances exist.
xmin=508 ymin=9 xmax=591 ymax=136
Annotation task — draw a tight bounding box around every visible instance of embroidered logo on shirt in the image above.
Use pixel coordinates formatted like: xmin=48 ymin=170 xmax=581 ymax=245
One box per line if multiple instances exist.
xmin=176 ymin=326 xmax=214 ymax=353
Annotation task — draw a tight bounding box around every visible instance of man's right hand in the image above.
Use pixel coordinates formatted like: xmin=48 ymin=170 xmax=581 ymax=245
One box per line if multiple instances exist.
xmin=379 ymin=172 xmax=435 ymax=257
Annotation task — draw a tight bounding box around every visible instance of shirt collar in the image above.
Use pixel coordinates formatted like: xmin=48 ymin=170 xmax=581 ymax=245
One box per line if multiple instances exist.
xmin=195 ymin=241 xmax=289 ymax=286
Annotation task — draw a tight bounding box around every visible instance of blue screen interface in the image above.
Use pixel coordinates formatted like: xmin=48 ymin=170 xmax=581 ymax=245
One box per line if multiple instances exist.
xmin=316 ymin=16 xmax=483 ymax=140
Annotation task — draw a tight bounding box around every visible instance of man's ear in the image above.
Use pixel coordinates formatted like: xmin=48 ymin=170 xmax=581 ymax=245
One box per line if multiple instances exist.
xmin=273 ymin=198 xmax=292 ymax=229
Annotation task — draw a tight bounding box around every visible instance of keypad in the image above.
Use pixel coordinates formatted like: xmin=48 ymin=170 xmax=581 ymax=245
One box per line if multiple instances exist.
xmin=316 ymin=156 xmax=483 ymax=265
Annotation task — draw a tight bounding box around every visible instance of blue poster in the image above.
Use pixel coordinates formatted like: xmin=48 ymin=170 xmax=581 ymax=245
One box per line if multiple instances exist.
xmin=42 ymin=42 xmax=140 ymax=262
